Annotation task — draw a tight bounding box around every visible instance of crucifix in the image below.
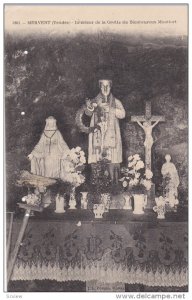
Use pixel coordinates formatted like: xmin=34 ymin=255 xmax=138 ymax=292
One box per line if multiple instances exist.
xmin=131 ymin=101 xmax=165 ymax=171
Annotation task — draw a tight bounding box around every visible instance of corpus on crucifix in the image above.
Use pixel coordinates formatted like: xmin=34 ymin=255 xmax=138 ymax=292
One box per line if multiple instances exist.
xmin=131 ymin=101 xmax=165 ymax=171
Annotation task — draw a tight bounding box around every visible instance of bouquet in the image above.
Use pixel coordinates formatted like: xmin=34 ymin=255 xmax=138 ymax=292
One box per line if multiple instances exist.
xmin=64 ymin=146 xmax=86 ymax=188
xmin=22 ymin=192 xmax=41 ymax=206
xmin=120 ymin=154 xmax=153 ymax=194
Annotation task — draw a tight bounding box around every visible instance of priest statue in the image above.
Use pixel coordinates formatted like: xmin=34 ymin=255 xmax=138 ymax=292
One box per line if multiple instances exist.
xmin=84 ymin=79 xmax=125 ymax=184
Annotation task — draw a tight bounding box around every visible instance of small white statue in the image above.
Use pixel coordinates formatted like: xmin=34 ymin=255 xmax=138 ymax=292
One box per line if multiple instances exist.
xmin=55 ymin=193 xmax=65 ymax=213
xmin=123 ymin=193 xmax=132 ymax=210
xmin=28 ymin=116 xmax=69 ymax=179
xmin=80 ymin=192 xmax=88 ymax=209
xmin=161 ymin=154 xmax=179 ymax=208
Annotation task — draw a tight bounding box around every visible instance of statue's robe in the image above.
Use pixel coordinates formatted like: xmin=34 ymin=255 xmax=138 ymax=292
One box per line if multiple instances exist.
xmin=85 ymin=93 xmax=125 ymax=164
xmin=161 ymin=161 xmax=180 ymax=207
xmin=30 ymin=130 xmax=69 ymax=179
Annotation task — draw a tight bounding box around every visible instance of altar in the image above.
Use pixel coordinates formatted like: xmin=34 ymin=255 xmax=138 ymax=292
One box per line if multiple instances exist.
xmin=6 ymin=89 xmax=188 ymax=292
xmin=8 ymin=208 xmax=187 ymax=291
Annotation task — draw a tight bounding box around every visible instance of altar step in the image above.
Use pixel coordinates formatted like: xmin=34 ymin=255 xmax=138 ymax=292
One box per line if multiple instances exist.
xmin=16 ymin=205 xmax=187 ymax=223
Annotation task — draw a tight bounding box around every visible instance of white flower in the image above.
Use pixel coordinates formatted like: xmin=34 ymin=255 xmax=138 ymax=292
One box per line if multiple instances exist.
xmin=80 ymin=156 xmax=86 ymax=164
xmin=155 ymin=196 xmax=165 ymax=206
xmin=159 ymin=196 xmax=165 ymax=202
xmin=80 ymin=174 xmax=85 ymax=183
xmin=119 ymin=177 xmax=125 ymax=182
xmin=75 ymin=146 xmax=81 ymax=152
xmin=80 ymin=150 xmax=85 ymax=157
xmin=65 ymin=162 xmax=74 ymax=173
xmin=133 ymin=178 xmax=139 ymax=185
xmin=135 ymin=160 xmax=145 ymax=170
xmin=145 ymin=169 xmax=153 ymax=180
xmin=128 ymin=161 xmax=135 ymax=168
xmin=153 ymin=206 xmax=158 ymax=212
xmin=122 ymin=180 xmax=128 ymax=187
xmin=129 ymin=178 xmax=139 ymax=186
xmin=69 ymin=148 xmax=76 ymax=159
xmin=72 ymin=157 xmax=79 ymax=164
xmin=133 ymin=154 xmax=140 ymax=161
xmin=135 ymin=172 xmax=140 ymax=179
xmin=65 ymin=170 xmax=76 ymax=182
xmin=128 ymin=155 xmax=133 ymax=161
xmin=128 ymin=169 xmax=135 ymax=174
xmin=143 ymin=180 xmax=152 ymax=190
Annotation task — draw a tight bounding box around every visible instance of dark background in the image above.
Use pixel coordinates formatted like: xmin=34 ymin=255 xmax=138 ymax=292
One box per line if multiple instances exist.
xmin=5 ymin=32 xmax=188 ymax=210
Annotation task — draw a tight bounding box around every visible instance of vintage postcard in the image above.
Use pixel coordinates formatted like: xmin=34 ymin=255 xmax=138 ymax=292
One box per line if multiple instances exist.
xmin=4 ymin=4 xmax=188 ymax=294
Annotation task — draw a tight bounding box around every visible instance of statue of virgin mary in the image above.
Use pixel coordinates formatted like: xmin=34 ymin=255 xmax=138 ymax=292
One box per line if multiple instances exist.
xmin=28 ymin=116 xmax=70 ymax=179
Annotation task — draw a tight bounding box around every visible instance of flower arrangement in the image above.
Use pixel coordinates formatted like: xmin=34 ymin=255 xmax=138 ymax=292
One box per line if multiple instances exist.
xmin=64 ymin=146 xmax=86 ymax=188
xmin=120 ymin=154 xmax=153 ymax=194
xmin=153 ymin=196 xmax=166 ymax=219
xmin=22 ymin=192 xmax=41 ymax=206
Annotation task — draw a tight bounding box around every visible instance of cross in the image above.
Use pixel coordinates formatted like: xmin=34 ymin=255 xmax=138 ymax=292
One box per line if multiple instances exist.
xmin=131 ymin=101 xmax=165 ymax=171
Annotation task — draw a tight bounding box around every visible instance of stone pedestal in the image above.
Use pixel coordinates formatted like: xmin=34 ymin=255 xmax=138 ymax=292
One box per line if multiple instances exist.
xmin=145 ymin=183 xmax=156 ymax=209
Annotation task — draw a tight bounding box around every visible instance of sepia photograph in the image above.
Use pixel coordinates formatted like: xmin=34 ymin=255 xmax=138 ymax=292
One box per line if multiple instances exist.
xmin=4 ymin=4 xmax=188 ymax=294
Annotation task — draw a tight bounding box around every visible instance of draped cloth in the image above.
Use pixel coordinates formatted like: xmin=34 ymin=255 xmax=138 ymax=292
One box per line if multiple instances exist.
xmin=30 ymin=129 xmax=69 ymax=179
xmin=10 ymin=220 xmax=188 ymax=287
xmin=85 ymin=93 xmax=125 ymax=164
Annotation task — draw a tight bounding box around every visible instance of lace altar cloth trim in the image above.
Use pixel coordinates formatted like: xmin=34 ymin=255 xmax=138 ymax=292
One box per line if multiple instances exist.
xmin=10 ymin=220 xmax=188 ymax=286
xmin=11 ymin=265 xmax=187 ymax=287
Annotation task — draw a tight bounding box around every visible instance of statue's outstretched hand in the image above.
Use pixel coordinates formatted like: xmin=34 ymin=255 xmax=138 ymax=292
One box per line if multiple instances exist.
xmin=27 ymin=154 xmax=33 ymax=161
xmin=86 ymin=98 xmax=92 ymax=107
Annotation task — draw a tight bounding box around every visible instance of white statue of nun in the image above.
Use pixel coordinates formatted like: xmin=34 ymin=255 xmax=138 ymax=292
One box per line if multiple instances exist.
xmin=28 ymin=116 xmax=70 ymax=179
xmin=161 ymin=154 xmax=180 ymax=207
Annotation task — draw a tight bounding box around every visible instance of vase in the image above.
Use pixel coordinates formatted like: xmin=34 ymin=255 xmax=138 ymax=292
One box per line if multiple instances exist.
xmin=93 ymin=204 xmax=105 ymax=218
xmin=133 ymin=194 xmax=146 ymax=215
xmin=80 ymin=192 xmax=88 ymax=209
xmin=101 ymin=193 xmax=111 ymax=212
xmin=156 ymin=206 xmax=165 ymax=219
xmin=55 ymin=194 xmax=65 ymax=213
xmin=69 ymin=187 xmax=77 ymax=209
xmin=123 ymin=193 xmax=132 ymax=210
xmin=153 ymin=197 xmax=166 ymax=219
